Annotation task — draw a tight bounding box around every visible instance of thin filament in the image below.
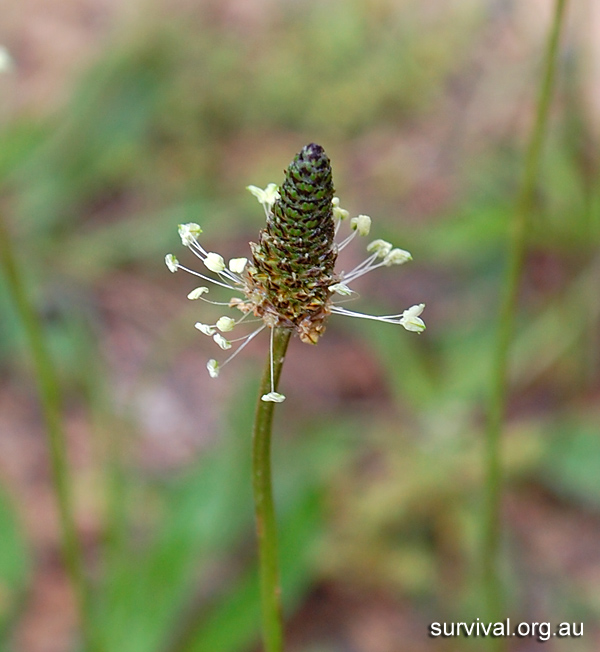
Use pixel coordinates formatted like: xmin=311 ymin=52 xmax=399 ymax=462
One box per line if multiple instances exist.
xmin=269 ymin=326 xmax=275 ymax=393
xmin=220 ymin=325 xmax=265 ymax=368
xmin=177 ymin=264 xmax=238 ymax=291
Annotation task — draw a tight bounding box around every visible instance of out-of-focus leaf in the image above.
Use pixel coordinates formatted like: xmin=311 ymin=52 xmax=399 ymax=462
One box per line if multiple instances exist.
xmin=92 ymin=374 xmax=349 ymax=652
xmin=0 ymin=120 xmax=48 ymax=182
xmin=412 ymin=202 xmax=509 ymax=266
xmin=13 ymin=37 xmax=176 ymax=237
xmin=541 ymin=418 xmax=600 ymax=507
xmin=94 ymin=380 xmax=258 ymax=652
xmin=59 ymin=202 xmax=214 ymax=280
xmin=163 ymin=416 xmax=355 ymax=652
xmin=174 ymin=487 xmax=323 ymax=652
xmin=0 ymin=486 xmax=30 ymax=641
xmin=0 ymin=272 xmax=21 ymax=365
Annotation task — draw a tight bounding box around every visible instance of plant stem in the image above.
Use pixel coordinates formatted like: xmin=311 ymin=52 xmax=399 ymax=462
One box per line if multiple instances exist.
xmin=252 ymin=326 xmax=291 ymax=652
xmin=482 ymin=0 xmax=569 ymax=627
xmin=0 ymin=218 xmax=99 ymax=652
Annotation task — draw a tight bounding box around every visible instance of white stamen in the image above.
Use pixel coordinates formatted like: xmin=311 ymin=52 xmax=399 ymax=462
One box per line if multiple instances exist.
xmin=333 ymin=206 xmax=349 ymax=221
xmin=165 ymin=254 xmax=179 ymax=273
xmin=195 ymin=322 xmax=216 ymax=336
xmin=247 ymin=183 xmax=280 ymax=211
xmin=178 ymin=223 xmax=203 ymax=246
xmin=216 ymin=316 xmax=236 ymax=332
xmin=201 ymin=298 xmax=238 ymax=306
xmin=229 ymin=257 xmax=248 ymax=274
xmin=399 ymin=304 xmax=426 ymax=332
xmin=213 ymin=333 xmax=232 ymax=349
xmin=207 ymin=359 xmax=220 ymax=378
xmin=329 ymin=282 xmax=354 ymax=296
xmin=187 ymin=287 xmax=209 ymax=299
xmin=184 ymin=242 xmax=241 ymax=286
xmin=204 ymin=252 xmax=226 ymax=273
xmin=383 ymin=248 xmax=412 ymax=266
xmin=367 ymin=239 xmax=393 ymax=258
xmin=269 ymin=326 xmax=275 ymax=393
xmin=262 ymin=326 xmax=286 ymax=401
xmin=342 ymin=254 xmax=387 ymax=284
xmin=261 ymin=392 xmax=286 ymax=403
xmin=351 ymin=214 xmax=372 ymax=236
xmin=218 ymin=325 xmax=265 ymax=370
xmin=187 ymin=239 xmax=209 ymax=259
xmin=177 ymin=263 xmax=238 ymax=291
xmin=330 ymin=306 xmax=404 ymax=323
xmin=330 ymin=304 xmax=426 ymax=332
xmin=336 ymin=230 xmax=358 ymax=252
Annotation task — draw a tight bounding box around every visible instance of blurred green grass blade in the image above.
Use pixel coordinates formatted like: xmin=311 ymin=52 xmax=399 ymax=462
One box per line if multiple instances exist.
xmin=173 ymin=488 xmax=323 ymax=652
xmin=0 ymin=486 xmax=30 ymax=642
xmin=541 ymin=417 xmax=600 ymax=507
xmin=411 ymin=202 xmax=509 ymax=265
xmin=95 ymin=377 xmax=341 ymax=652
xmin=96 ymin=411 xmax=256 ymax=652
xmin=0 ymin=120 xmax=48 ymax=182
xmin=358 ymin=318 xmax=438 ymax=408
xmin=12 ymin=39 xmax=174 ymax=236
xmin=438 ymin=326 xmax=494 ymax=402
xmin=511 ymin=257 xmax=600 ymax=388
xmin=0 ymin=272 xmax=22 ymax=365
xmin=95 ymin=377 xmax=270 ymax=652
xmin=159 ymin=418 xmax=353 ymax=652
xmin=59 ymin=201 xmax=213 ymax=280
xmin=158 ymin=410 xmax=353 ymax=652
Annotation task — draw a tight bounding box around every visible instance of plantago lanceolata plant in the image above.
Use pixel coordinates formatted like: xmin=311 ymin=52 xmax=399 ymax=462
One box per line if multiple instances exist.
xmin=166 ymin=143 xmax=425 ymax=651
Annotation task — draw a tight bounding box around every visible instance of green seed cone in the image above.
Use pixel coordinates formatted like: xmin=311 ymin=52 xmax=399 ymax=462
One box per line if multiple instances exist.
xmin=248 ymin=143 xmax=338 ymax=343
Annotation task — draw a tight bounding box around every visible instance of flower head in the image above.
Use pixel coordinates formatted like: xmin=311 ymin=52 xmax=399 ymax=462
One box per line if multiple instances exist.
xmin=247 ymin=143 xmax=337 ymax=345
xmin=166 ymin=143 xmax=425 ymax=397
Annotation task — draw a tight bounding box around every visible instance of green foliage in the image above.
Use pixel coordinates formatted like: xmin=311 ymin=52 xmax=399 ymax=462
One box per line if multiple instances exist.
xmin=0 ymin=488 xmax=30 ymax=643
xmin=542 ymin=416 xmax=600 ymax=507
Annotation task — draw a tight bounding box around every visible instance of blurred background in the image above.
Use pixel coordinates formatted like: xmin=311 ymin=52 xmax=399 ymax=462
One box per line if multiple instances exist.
xmin=1 ymin=0 xmax=599 ymax=651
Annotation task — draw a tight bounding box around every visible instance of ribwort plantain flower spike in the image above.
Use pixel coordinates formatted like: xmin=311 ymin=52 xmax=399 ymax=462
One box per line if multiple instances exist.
xmin=165 ymin=143 xmax=427 ymax=652
xmin=247 ymin=143 xmax=338 ymax=347
xmin=165 ymin=143 xmax=425 ymax=402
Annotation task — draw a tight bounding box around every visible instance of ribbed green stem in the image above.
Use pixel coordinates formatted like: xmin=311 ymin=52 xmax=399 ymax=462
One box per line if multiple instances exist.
xmin=252 ymin=327 xmax=291 ymax=652
xmin=482 ymin=0 xmax=569 ymax=631
xmin=0 ymin=218 xmax=99 ymax=652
